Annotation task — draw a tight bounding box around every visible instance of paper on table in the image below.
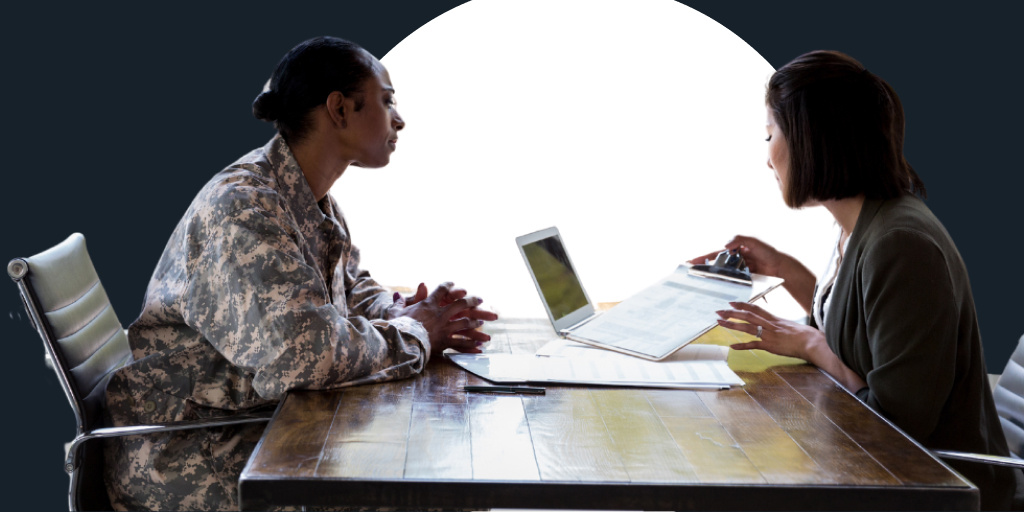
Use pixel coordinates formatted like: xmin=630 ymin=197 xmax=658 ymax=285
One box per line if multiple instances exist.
xmin=535 ymin=338 xmax=729 ymax=361
xmin=532 ymin=339 xmax=741 ymax=388
xmin=447 ymin=339 xmax=744 ymax=389
xmin=566 ymin=265 xmax=781 ymax=360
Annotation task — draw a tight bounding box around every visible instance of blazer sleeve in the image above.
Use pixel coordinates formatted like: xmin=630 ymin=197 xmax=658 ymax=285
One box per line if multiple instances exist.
xmin=857 ymin=228 xmax=959 ymax=441
xmin=181 ymin=205 xmax=430 ymax=400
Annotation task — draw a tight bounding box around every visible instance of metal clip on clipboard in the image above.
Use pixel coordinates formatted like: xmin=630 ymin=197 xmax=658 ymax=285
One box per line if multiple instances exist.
xmin=688 ymin=249 xmax=754 ymax=286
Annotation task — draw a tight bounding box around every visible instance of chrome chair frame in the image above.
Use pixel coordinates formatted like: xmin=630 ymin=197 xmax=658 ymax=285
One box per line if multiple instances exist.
xmin=930 ymin=334 xmax=1024 ymax=472
xmin=931 ymin=450 xmax=1024 ymax=470
xmin=9 ymin=234 xmax=271 ymax=511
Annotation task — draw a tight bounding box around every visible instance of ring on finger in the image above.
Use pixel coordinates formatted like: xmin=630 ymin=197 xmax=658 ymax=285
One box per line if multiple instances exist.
xmin=756 ymin=325 xmax=763 ymax=338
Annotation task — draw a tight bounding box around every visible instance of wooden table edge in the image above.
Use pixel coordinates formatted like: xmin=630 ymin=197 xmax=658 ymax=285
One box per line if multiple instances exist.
xmin=238 ymin=395 xmax=290 ymax=508
xmin=239 ymin=476 xmax=977 ymax=511
xmin=236 ymin=328 xmax=980 ymax=511
xmin=804 ymin=366 xmax=980 ymax=494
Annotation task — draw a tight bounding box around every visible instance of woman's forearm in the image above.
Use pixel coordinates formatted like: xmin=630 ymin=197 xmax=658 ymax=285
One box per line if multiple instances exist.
xmin=804 ymin=340 xmax=868 ymax=393
xmin=777 ymin=253 xmax=817 ymax=314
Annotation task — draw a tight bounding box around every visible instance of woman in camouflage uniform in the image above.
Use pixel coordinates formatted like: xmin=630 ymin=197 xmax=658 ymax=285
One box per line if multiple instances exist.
xmin=104 ymin=36 xmax=497 ymax=511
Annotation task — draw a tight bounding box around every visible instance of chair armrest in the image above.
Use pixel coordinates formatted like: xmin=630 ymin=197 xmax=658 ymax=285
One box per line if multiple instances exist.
xmin=86 ymin=412 xmax=273 ymax=438
xmin=932 ymin=449 xmax=1024 ymax=469
xmin=64 ymin=411 xmax=273 ymax=473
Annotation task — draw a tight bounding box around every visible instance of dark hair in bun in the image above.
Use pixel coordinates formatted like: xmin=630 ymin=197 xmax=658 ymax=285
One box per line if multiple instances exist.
xmin=253 ymin=36 xmax=378 ymax=143
xmin=252 ymin=90 xmax=282 ymax=122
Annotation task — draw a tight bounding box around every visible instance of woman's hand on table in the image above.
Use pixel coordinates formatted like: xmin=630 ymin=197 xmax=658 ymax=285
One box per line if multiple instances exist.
xmin=715 ymin=301 xmax=823 ymax=360
xmin=716 ymin=301 xmax=868 ymax=393
xmin=389 ymin=282 xmax=499 ymax=357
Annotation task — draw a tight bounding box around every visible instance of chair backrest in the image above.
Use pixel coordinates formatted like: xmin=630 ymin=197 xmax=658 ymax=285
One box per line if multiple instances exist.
xmin=7 ymin=233 xmax=132 ymax=434
xmin=994 ymin=334 xmax=1024 ymax=459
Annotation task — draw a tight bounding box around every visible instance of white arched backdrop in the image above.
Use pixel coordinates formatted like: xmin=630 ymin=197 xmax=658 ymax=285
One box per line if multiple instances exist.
xmin=332 ymin=0 xmax=835 ymax=319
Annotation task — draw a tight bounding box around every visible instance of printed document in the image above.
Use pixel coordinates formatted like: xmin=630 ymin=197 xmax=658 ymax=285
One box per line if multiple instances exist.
xmin=447 ymin=339 xmax=744 ymax=389
xmin=566 ymin=265 xmax=781 ymax=359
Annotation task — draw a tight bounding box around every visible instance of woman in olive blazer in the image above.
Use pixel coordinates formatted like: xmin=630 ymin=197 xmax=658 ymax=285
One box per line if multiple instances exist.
xmin=696 ymin=50 xmax=1018 ymax=510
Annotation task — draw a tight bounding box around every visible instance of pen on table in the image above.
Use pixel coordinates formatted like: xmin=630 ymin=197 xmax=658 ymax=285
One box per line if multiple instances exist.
xmin=464 ymin=385 xmax=546 ymax=395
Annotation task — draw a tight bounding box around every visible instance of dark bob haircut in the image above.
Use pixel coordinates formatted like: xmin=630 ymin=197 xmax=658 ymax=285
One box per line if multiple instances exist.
xmin=766 ymin=50 xmax=926 ymax=208
xmin=252 ymin=36 xmax=381 ymax=143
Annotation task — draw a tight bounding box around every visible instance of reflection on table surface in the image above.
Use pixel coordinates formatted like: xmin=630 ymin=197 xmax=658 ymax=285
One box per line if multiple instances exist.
xmin=239 ymin=317 xmax=976 ymax=511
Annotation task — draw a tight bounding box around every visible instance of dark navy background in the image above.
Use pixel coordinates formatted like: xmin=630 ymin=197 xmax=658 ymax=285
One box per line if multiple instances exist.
xmin=2 ymin=1 xmax=1021 ymax=509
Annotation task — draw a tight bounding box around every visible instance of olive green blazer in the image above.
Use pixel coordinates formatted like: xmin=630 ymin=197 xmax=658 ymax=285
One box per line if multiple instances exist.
xmin=824 ymin=195 xmax=1016 ymax=510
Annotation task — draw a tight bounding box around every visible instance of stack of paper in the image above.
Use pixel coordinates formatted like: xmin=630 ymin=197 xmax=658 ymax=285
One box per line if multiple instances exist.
xmin=447 ymin=339 xmax=744 ymax=390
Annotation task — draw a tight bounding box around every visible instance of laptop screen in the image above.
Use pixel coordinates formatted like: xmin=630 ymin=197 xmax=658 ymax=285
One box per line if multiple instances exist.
xmin=522 ymin=236 xmax=588 ymax=321
xmin=516 ymin=227 xmax=595 ymax=332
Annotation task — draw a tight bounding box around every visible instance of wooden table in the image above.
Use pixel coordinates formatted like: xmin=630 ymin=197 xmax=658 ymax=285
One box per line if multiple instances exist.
xmin=238 ymin=318 xmax=977 ymax=510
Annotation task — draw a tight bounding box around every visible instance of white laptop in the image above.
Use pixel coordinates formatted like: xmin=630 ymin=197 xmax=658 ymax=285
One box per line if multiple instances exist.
xmin=516 ymin=227 xmax=782 ymax=361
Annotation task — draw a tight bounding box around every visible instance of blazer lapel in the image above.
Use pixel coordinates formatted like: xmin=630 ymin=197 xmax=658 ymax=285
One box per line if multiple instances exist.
xmin=824 ymin=198 xmax=884 ymax=356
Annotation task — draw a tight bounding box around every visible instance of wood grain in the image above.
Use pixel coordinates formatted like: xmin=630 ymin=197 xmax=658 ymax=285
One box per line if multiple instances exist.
xmin=524 ymin=387 xmax=631 ymax=482
xmin=780 ymin=371 xmax=968 ymax=487
xmin=743 ymin=370 xmax=900 ymax=486
xmin=316 ymin=389 xmax=413 ymax=479
xmin=699 ymin=387 xmax=828 ymax=484
xmin=244 ymin=390 xmax=341 ymax=477
xmin=663 ymin=415 xmax=766 ymax=484
xmin=591 ymin=388 xmax=700 ymax=482
xmin=240 ymin=317 xmax=977 ymax=511
xmin=405 ymin=402 xmax=473 ymax=479
xmin=467 ymin=393 xmax=540 ymax=481
xmin=643 ymin=387 xmax=712 ymax=417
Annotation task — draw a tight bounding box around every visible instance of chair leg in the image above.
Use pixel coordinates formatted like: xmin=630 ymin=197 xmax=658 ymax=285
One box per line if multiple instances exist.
xmin=68 ymin=464 xmax=81 ymax=512
xmin=68 ymin=437 xmax=115 ymax=511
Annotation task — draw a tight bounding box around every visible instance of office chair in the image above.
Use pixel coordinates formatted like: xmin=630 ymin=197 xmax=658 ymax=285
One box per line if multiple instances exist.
xmin=8 ymin=233 xmax=272 ymax=511
xmin=931 ymin=333 xmax=1024 ymax=470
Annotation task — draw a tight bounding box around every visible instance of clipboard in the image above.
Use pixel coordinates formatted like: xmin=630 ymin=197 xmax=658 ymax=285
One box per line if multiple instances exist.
xmin=562 ymin=267 xmax=782 ymax=360
xmin=517 ymin=227 xmax=783 ymax=361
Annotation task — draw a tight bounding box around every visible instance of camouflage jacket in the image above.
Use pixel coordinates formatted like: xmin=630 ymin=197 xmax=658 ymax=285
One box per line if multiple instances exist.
xmin=104 ymin=135 xmax=429 ymax=510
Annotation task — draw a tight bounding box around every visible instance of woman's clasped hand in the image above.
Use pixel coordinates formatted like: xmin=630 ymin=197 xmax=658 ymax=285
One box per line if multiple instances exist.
xmin=389 ymin=282 xmax=498 ymax=356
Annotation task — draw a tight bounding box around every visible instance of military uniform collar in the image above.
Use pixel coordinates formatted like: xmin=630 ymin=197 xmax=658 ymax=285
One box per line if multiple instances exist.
xmin=263 ymin=135 xmax=331 ymax=237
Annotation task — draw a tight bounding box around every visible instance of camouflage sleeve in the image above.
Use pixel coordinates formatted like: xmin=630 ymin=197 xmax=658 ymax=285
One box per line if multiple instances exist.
xmin=343 ymin=244 xmax=394 ymax=321
xmin=180 ymin=206 xmax=430 ymax=400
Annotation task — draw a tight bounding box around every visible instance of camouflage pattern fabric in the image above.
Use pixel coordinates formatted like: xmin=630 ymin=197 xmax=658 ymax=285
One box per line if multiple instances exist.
xmin=104 ymin=135 xmax=430 ymax=511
